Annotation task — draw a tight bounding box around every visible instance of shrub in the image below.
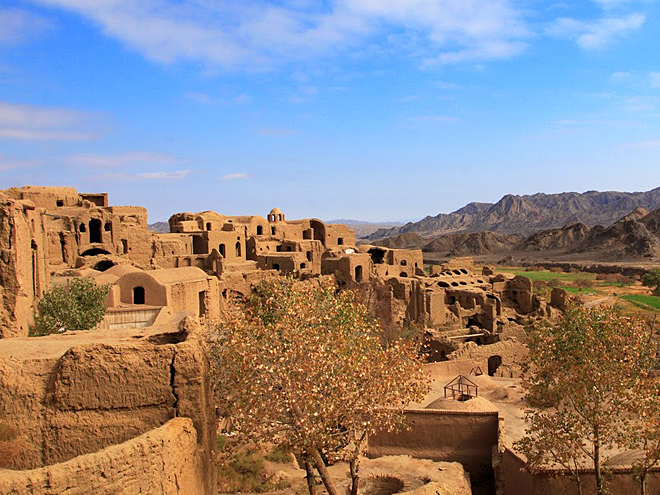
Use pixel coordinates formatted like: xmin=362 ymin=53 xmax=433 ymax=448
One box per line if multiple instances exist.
xmin=30 ymin=278 xmax=111 ymax=336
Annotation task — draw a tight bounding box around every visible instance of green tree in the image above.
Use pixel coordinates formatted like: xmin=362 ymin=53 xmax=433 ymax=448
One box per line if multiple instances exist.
xmin=208 ymin=277 xmax=429 ymax=495
xmin=515 ymin=302 xmax=657 ymax=495
xmin=642 ymin=269 xmax=660 ymax=296
xmin=30 ymin=278 xmax=111 ymax=336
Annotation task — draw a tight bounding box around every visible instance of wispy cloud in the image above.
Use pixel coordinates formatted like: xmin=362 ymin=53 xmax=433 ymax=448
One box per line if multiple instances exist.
xmin=69 ymin=151 xmax=186 ymax=168
xmin=549 ymin=13 xmax=645 ymax=49
xmin=0 ymin=100 xmax=102 ymax=141
xmin=98 ymin=170 xmax=192 ymax=181
xmin=29 ymin=0 xmax=532 ymax=69
xmin=0 ymin=154 xmax=44 ymax=171
xmin=256 ymin=127 xmax=298 ymax=137
xmin=622 ymin=139 xmax=660 ymax=149
xmin=0 ymin=8 xmax=51 ymax=45
xmin=407 ymin=115 xmax=458 ymax=123
xmin=219 ymin=172 xmax=250 ymax=181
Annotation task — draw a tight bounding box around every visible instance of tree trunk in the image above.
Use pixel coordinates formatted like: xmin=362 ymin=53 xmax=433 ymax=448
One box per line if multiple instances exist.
xmin=594 ymin=426 xmax=603 ymax=495
xmin=640 ymin=471 xmax=647 ymax=495
xmin=350 ymin=458 xmax=360 ymax=495
xmin=310 ymin=447 xmax=340 ymax=495
xmin=303 ymin=454 xmax=317 ymax=495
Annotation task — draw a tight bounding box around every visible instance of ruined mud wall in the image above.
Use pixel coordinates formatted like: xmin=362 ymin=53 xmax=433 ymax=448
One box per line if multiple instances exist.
xmin=503 ymin=448 xmax=660 ymax=495
xmin=0 ymin=196 xmax=49 ymax=338
xmin=368 ymin=409 xmax=500 ymax=488
xmin=0 ymin=319 xmax=215 ymax=492
xmin=0 ymin=418 xmax=206 ymax=494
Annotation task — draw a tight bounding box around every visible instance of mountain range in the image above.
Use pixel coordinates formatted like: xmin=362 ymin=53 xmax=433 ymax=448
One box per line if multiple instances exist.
xmin=367 ymin=187 xmax=660 ymax=240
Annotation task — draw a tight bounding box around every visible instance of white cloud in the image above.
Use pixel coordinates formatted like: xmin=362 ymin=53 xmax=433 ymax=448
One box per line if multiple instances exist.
xmin=0 ymin=8 xmax=50 ymax=45
xmin=136 ymin=170 xmax=191 ymax=180
xmin=0 ymin=100 xmax=102 ymax=141
xmin=69 ymin=151 xmax=185 ymax=168
xmin=219 ymin=173 xmax=250 ymax=181
xmin=99 ymin=170 xmax=191 ymax=181
xmin=549 ymin=13 xmax=645 ymax=49
xmin=622 ymin=139 xmax=660 ymax=148
xmin=28 ymin=0 xmax=532 ymax=68
xmin=0 ymin=155 xmax=44 ymax=170
xmin=650 ymin=71 xmax=660 ymax=88
xmin=256 ymin=127 xmax=298 ymax=137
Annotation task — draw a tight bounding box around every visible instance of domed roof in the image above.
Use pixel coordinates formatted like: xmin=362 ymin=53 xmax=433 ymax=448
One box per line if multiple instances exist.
xmin=269 ymin=208 xmax=282 ymax=215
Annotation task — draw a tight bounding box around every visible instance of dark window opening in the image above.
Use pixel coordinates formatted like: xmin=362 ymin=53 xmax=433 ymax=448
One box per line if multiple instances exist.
xmin=79 ymin=223 xmax=86 ymax=233
xmin=133 ymin=286 xmax=145 ymax=305
xmin=306 ymin=251 xmax=312 ymax=261
xmin=303 ymin=230 xmax=311 ymax=239
xmin=448 ymin=296 xmax=456 ymax=305
xmin=256 ymin=226 xmax=263 ymax=235
xmin=338 ymin=238 xmax=344 ymax=245
xmin=235 ymin=241 xmax=241 ymax=257
xmin=273 ymin=263 xmax=280 ymax=271
xmin=94 ymin=260 xmax=115 ymax=271
xmin=219 ymin=244 xmax=226 ymax=257
xmin=81 ymin=248 xmax=111 ymax=256
xmin=276 ymin=245 xmax=282 ymax=252
xmin=286 ymin=246 xmax=292 ymax=252
xmin=488 ymin=355 xmax=502 ymax=377
xmin=467 ymin=316 xmax=481 ymax=328
xmin=121 ymin=239 xmax=129 ymax=254
xmin=56 ymin=200 xmax=64 ymax=207
xmin=205 ymin=222 xmax=211 ymax=231
xmin=192 ymin=236 xmax=207 ymax=255
xmin=452 ymin=270 xmax=461 ymax=275
xmin=59 ymin=233 xmax=66 ymax=262
xmin=271 ymin=227 xmax=276 ymax=235
xmin=89 ymin=219 xmax=102 ymax=243
xmin=399 ymin=272 xmax=407 ymax=277
xmin=104 ymin=222 xmax=112 ymax=232
xmin=355 ymin=265 xmax=363 ymax=283
xmin=300 ymin=263 xmax=306 ymax=269
xmin=368 ymin=248 xmax=385 ymax=264
xmin=400 ymin=260 xmax=407 ymax=266
xmin=278 ymin=214 xmax=282 ymax=221
xmin=451 ymin=281 xmax=459 ymax=287
xmin=438 ymin=281 xmax=450 ymax=288
xmin=199 ymin=291 xmax=207 ymax=316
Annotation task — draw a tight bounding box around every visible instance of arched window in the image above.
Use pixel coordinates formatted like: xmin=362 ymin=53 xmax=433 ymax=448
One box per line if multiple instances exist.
xmin=89 ymin=219 xmax=102 ymax=243
xmin=400 ymin=260 xmax=407 ymax=266
xmin=355 ymin=265 xmax=363 ymax=282
xmin=219 ymin=244 xmax=226 ymax=257
xmin=337 ymin=238 xmax=344 ymax=245
xmin=235 ymin=241 xmax=241 ymax=257
xmin=256 ymin=225 xmax=263 ymax=235
xmin=133 ymin=286 xmax=145 ymax=305
xmin=206 ymin=222 xmax=212 ymax=231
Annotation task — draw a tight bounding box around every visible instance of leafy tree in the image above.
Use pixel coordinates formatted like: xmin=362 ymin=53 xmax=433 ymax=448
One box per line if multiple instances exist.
xmin=574 ymin=277 xmax=595 ymax=291
xmin=30 ymin=277 xmax=111 ymax=336
xmin=642 ymin=269 xmax=660 ymax=296
xmin=515 ymin=302 xmax=657 ymax=495
xmin=208 ymin=277 xmax=429 ymax=495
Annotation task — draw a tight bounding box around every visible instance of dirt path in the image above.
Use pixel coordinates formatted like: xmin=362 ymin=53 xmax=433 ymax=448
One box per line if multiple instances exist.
xmin=584 ymin=296 xmax=613 ymax=308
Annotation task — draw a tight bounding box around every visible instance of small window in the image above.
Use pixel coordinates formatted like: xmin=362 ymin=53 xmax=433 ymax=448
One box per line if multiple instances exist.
xmin=80 ymin=224 xmax=86 ymax=233
xmin=399 ymin=272 xmax=407 ymax=277
xmin=104 ymin=222 xmax=112 ymax=232
xmin=206 ymin=222 xmax=212 ymax=231
xmin=121 ymin=239 xmax=129 ymax=254
xmin=276 ymin=245 xmax=282 ymax=252
xmin=257 ymin=226 xmax=263 ymax=235
xmin=56 ymin=200 xmax=63 ymax=207
xmin=219 ymin=244 xmax=226 ymax=257
xmin=286 ymin=246 xmax=292 ymax=252
xmin=400 ymin=260 xmax=407 ymax=266
xmin=133 ymin=286 xmax=145 ymax=305
xmin=300 ymin=263 xmax=306 ymax=269
xmin=271 ymin=227 xmax=276 ymax=235
xmin=306 ymin=251 xmax=312 ymax=261
xmin=235 ymin=241 xmax=241 ymax=257
xmin=273 ymin=263 xmax=280 ymax=271
xmin=337 ymin=238 xmax=344 ymax=245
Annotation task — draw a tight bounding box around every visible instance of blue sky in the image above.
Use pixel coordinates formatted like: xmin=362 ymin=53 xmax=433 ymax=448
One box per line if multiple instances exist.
xmin=1 ymin=0 xmax=659 ymax=222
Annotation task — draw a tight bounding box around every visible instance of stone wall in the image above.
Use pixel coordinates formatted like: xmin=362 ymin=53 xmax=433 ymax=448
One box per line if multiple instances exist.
xmin=0 ymin=418 xmax=206 ymax=494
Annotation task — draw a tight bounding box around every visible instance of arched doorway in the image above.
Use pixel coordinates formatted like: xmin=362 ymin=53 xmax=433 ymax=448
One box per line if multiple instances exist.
xmin=89 ymin=219 xmax=102 ymax=243
xmin=488 ymin=355 xmax=502 ymax=377
xmin=133 ymin=286 xmax=145 ymax=305
xmin=355 ymin=265 xmax=363 ymax=283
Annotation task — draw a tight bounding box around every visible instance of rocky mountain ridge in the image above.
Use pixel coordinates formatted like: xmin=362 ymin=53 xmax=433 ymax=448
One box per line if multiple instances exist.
xmin=368 ymin=187 xmax=660 ymax=240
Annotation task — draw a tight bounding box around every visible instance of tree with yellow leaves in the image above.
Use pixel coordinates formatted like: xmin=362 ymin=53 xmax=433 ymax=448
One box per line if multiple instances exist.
xmin=208 ymin=277 xmax=429 ymax=495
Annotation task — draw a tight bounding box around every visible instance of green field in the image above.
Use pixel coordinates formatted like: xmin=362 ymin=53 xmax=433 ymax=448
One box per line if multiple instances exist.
xmin=620 ymin=294 xmax=660 ymax=311
xmin=560 ymin=286 xmax=599 ymax=294
xmin=496 ymin=268 xmax=596 ymax=282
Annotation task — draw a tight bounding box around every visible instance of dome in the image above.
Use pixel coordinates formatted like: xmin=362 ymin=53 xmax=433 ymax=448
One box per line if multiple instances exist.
xmin=269 ymin=208 xmax=282 ymax=215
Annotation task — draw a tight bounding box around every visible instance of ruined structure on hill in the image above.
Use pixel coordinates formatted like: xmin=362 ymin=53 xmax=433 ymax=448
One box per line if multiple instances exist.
xmin=0 ymin=186 xmax=554 ymax=346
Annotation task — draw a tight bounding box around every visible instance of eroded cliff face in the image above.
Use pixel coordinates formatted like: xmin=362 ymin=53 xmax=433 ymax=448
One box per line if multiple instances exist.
xmin=0 ymin=317 xmax=216 ymax=493
xmin=0 ymin=195 xmax=49 ymax=338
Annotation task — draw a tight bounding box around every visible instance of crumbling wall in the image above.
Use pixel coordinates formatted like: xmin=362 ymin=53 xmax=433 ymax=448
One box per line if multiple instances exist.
xmin=0 ymin=195 xmax=49 ymax=338
xmin=0 ymin=318 xmax=215 ymax=492
xmin=0 ymin=418 xmax=207 ymax=494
